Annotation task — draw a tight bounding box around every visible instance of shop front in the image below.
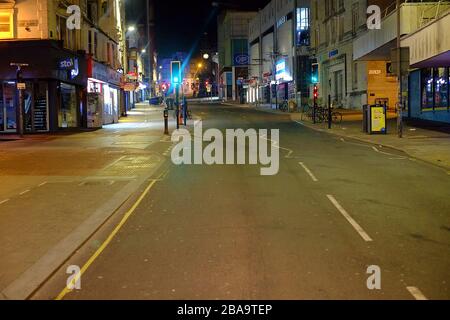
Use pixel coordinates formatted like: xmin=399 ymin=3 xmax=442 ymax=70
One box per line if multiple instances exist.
xmin=87 ymin=58 xmax=123 ymax=127
xmin=0 ymin=40 xmax=87 ymax=133
xmin=409 ymin=67 xmax=450 ymax=123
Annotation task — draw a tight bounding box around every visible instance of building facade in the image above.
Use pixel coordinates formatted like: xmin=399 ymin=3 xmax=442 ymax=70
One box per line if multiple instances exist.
xmin=218 ymin=10 xmax=257 ymax=101
xmin=402 ymin=3 xmax=450 ymax=123
xmin=248 ymin=0 xmax=312 ymax=107
xmin=0 ymin=0 xmax=127 ymax=133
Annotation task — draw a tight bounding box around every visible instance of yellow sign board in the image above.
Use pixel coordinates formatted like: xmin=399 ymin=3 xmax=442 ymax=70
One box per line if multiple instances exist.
xmin=370 ymin=106 xmax=386 ymax=133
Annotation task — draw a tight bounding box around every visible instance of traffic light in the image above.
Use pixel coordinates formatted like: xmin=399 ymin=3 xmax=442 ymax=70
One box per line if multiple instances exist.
xmin=313 ymin=85 xmax=318 ymax=99
xmin=171 ymin=61 xmax=181 ymax=84
xmin=311 ymin=62 xmax=319 ymax=84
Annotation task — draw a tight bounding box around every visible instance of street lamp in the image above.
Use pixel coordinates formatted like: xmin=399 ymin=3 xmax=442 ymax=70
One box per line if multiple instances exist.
xmin=203 ymin=53 xmax=209 ymax=60
xmin=127 ymin=26 xmax=136 ymax=32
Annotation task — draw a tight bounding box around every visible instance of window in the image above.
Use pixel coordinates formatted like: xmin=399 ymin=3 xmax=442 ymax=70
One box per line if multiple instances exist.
xmin=94 ymin=31 xmax=98 ymax=59
xmin=107 ymin=42 xmax=111 ymax=65
xmin=422 ymin=68 xmax=434 ymax=109
xmin=434 ymin=68 xmax=448 ymax=108
xmin=0 ymin=10 xmax=13 ymax=39
xmin=338 ymin=15 xmax=344 ymax=41
xmin=88 ymin=30 xmax=93 ymax=55
xmin=352 ymin=4 xmax=359 ymax=35
xmin=331 ymin=18 xmax=336 ymax=43
xmin=314 ymin=28 xmax=320 ymax=47
xmin=296 ymin=8 xmax=310 ymax=46
xmin=56 ymin=16 xmax=67 ymax=43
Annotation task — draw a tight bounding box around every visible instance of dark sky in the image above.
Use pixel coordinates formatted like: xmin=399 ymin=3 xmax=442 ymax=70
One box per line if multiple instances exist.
xmin=126 ymin=0 xmax=269 ymax=58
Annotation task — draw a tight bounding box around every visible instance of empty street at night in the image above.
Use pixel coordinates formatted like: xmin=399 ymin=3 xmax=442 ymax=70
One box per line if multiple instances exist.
xmin=1 ymin=0 xmax=450 ymax=313
xmin=1 ymin=102 xmax=447 ymax=300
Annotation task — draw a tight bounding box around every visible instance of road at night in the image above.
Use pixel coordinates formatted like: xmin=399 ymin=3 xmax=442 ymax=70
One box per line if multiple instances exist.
xmin=31 ymin=103 xmax=450 ymax=300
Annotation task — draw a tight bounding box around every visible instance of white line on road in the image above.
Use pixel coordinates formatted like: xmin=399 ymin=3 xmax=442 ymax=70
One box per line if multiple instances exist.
xmin=0 ymin=199 xmax=10 ymax=205
xmin=260 ymin=134 xmax=294 ymax=158
xmin=19 ymin=190 xmax=30 ymax=196
xmin=406 ymin=286 xmax=428 ymax=300
xmin=38 ymin=182 xmax=47 ymax=187
xmin=372 ymin=146 xmax=406 ymax=159
xmin=326 ymin=195 xmax=373 ymax=242
xmin=299 ymin=162 xmax=318 ymax=182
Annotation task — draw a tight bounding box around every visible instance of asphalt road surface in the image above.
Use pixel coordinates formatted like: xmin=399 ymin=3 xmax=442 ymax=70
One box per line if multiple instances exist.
xmin=33 ymin=103 xmax=450 ymax=300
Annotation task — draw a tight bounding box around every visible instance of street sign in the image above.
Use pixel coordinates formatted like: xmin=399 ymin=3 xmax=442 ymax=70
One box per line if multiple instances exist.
xmin=17 ymin=82 xmax=26 ymax=90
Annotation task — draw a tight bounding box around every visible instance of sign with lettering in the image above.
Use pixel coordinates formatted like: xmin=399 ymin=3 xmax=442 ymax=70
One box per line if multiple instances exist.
xmin=329 ymin=49 xmax=339 ymax=58
xmin=234 ymin=54 xmax=249 ymax=66
xmin=59 ymin=58 xmax=75 ymax=70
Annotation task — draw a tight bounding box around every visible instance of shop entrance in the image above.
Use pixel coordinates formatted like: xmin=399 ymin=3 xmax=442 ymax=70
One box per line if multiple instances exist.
xmin=0 ymin=81 xmax=17 ymax=133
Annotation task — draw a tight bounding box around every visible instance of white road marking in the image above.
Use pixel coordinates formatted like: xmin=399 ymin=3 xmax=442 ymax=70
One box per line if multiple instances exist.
xmin=103 ymin=155 xmax=126 ymax=170
xmin=299 ymin=162 xmax=318 ymax=182
xmin=260 ymin=134 xmax=293 ymax=158
xmin=406 ymin=286 xmax=428 ymax=300
xmin=372 ymin=146 xmax=406 ymax=159
xmin=326 ymin=195 xmax=373 ymax=242
xmin=0 ymin=199 xmax=10 ymax=205
xmin=19 ymin=190 xmax=30 ymax=196
xmin=38 ymin=182 xmax=47 ymax=187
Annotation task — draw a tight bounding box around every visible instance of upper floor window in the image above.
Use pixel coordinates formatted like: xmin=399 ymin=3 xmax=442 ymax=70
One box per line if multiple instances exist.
xmin=352 ymin=3 xmax=359 ymax=35
xmin=57 ymin=15 xmax=75 ymax=50
xmin=0 ymin=9 xmax=14 ymax=39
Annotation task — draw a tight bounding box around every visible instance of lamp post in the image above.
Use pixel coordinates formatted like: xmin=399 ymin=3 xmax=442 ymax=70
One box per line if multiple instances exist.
xmin=10 ymin=63 xmax=29 ymax=137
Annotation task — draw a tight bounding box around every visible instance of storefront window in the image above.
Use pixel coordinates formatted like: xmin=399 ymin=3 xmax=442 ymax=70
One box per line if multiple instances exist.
xmin=434 ymin=67 xmax=448 ymax=108
xmin=421 ymin=68 xmax=434 ymax=109
xmin=3 ymin=82 xmax=16 ymax=130
xmin=59 ymin=82 xmax=77 ymax=128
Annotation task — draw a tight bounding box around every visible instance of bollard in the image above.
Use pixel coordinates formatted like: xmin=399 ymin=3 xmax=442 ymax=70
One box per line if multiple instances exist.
xmin=164 ymin=108 xmax=169 ymax=135
xmin=328 ymin=94 xmax=332 ymax=129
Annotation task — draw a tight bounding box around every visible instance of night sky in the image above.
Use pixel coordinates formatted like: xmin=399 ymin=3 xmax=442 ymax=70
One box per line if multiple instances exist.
xmin=126 ymin=0 xmax=269 ymax=58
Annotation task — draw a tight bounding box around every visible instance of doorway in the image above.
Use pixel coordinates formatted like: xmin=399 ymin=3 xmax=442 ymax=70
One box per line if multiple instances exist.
xmin=0 ymin=82 xmax=17 ymax=133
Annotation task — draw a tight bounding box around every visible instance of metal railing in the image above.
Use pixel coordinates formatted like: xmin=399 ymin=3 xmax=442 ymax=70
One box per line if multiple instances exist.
xmin=419 ymin=0 xmax=450 ymax=28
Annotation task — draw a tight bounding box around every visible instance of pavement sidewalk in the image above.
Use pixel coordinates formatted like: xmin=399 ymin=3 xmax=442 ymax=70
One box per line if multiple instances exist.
xmin=223 ymin=101 xmax=450 ymax=171
xmin=0 ymin=103 xmax=175 ymax=299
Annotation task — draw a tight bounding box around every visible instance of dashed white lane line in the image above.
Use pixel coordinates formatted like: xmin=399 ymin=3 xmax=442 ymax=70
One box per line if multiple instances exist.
xmin=38 ymin=181 xmax=47 ymax=187
xmin=326 ymin=194 xmax=373 ymax=242
xmin=298 ymin=162 xmax=318 ymax=182
xmin=406 ymin=286 xmax=428 ymax=300
xmin=19 ymin=190 xmax=30 ymax=196
xmin=0 ymin=199 xmax=10 ymax=205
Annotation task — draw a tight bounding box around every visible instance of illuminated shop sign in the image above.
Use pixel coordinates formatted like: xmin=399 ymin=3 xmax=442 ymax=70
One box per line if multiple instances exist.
xmin=275 ymin=60 xmax=286 ymax=81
